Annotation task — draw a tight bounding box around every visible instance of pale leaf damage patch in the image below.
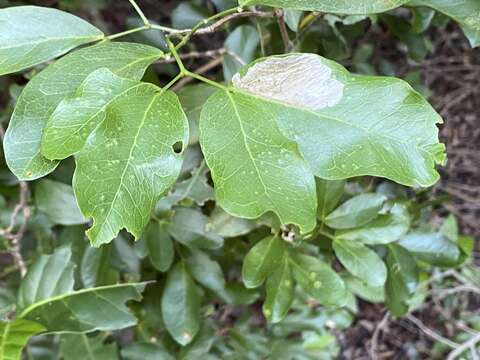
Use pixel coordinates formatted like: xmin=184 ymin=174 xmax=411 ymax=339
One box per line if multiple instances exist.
xmin=232 ymin=54 xmax=344 ymax=111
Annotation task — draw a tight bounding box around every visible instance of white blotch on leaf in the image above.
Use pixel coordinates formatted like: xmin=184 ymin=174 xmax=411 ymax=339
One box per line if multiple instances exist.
xmin=232 ymin=54 xmax=344 ymax=111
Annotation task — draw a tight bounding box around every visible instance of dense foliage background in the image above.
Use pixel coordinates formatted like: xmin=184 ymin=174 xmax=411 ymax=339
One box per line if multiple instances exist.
xmin=0 ymin=0 xmax=479 ymax=359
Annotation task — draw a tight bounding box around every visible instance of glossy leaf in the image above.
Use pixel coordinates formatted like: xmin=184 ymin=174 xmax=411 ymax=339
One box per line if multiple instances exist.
xmin=168 ymin=207 xmax=223 ymax=249
xmin=385 ymin=244 xmax=418 ymax=316
xmin=238 ymin=0 xmax=409 ymax=14
xmin=161 ymin=262 xmax=200 ymax=346
xmin=60 ymin=334 xmax=117 ymax=360
xmin=145 ymin=221 xmax=174 ymax=272
xmin=316 ymin=179 xmax=345 ymax=220
xmin=263 ymin=257 xmax=294 ymax=323
xmin=35 ymin=179 xmax=85 ymax=225
xmin=410 ymin=0 xmax=480 ymax=47
xmin=399 ymin=232 xmax=460 ymax=267
xmin=344 ymin=275 xmax=385 ymax=303
xmin=242 ymin=235 xmax=286 ymax=289
xmin=333 ymin=238 xmax=387 ymax=287
xmin=80 ymin=245 xmax=118 ymax=288
xmin=0 ymin=6 xmax=104 ymax=75
xmin=200 ymin=89 xmax=317 ymax=233
xmin=17 ymin=247 xmax=75 ymax=313
xmin=209 ymin=207 xmax=257 ymax=238
xmin=0 ymin=319 xmax=45 ymax=360
xmin=4 ymin=42 xmax=163 ymax=180
xmin=325 ymin=193 xmax=386 ymax=229
xmin=290 ymin=253 xmax=346 ymax=307
xmin=230 ymin=54 xmax=445 ymax=188
xmin=336 ymin=203 xmax=410 ymax=244
xmin=73 ymin=86 xmax=189 ymax=247
xmin=19 ymin=283 xmax=146 ymax=333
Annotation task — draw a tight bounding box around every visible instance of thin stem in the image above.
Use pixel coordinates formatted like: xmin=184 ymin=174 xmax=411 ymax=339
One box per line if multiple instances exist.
xmin=151 ymin=24 xmax=185 ymax=34
xmin=107 ymin=25 xmax=149 ymax=40
xmin=167 ymin=39 xmax=186 ymax=73
xmin=318 ymin=230 xmax=335 ymax=240
xmin=128 ymin=0 xmax=150 ymax=26
xmin=184 ymin=70 xmax=229 ymax=91
xmin=163 ymin=72 xmax=185 ymax=91
xmin=275 ymin=9 xmax=293 ymax=52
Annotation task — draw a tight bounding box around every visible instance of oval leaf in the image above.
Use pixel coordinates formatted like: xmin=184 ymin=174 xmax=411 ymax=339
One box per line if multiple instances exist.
xmin=325 ymin=193 xmax=386 ymax=230
xmin=0 ymin=319 xmax=45 ymax=360
xmin=0 ymin=6 xmax=104 ymax=75
xmin=161 ymin=262 xmax=200 ymax=346
xmin=145 ymin=222 xmax=174 ymax=273
xmin=263 ymin=257 xmax=294 ymax=323
xmin=333 ymin=238 xmax=387 ymax=287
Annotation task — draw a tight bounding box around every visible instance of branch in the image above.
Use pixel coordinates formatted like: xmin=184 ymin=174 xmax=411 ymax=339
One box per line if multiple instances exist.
xmin=370 ymin=311 xmax=390 ymax=360
xmin=157 ymin=48 xmax=245 ymax=66
xmin=447 ymin=332 xmax=480 ymax=360
xmin=406 ymin=314 xmax=460 ymax=349
xmin=275 ymin=9 xmax=293 ymax=52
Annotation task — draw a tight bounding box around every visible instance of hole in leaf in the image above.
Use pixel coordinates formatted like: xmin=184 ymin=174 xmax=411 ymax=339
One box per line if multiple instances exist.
xmin=172 ymin=141 xmax=183 ymax=154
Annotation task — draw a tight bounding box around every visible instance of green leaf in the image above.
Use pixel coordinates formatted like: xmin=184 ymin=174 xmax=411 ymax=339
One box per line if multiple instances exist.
xmin=161 ymin=262 xmax=200 ymax=346
xmin=173 ymin=162 xmax=214 ymax=206
xmin=333 ymin=238 xmax=387 ymax=287
xmin=168 ymin=207 xmax=223 ymax=249
xmin=0 ymin=319 xmax=45 ymax=360
xmin=121 ymin=343 xmax=174 ymax=360
xmin=238 ymin=0 xmax=409 ymax=14
xmin=325 ymin=193 xmax=386 ymax=229
xmin=17 ymin=247 xmax=75 ymax=313
xmin=35 ymin=179 xmax=85 ymax=225
xmin=410 ymin=0 xmax=480 ymax=47
xmin=200 ymin=89 xmax=317 ymax=233
xmin=230 ymin=54 xmax=445 ymax=187
xmin=80 ymin=245 xmax=119 ymax=287
xmin=344 ymin=275 xmax=385 ymax=303
xmin=399 ymin=232 xmax=460 ymax=267
xmin=410 ymin=7 xmax=436 ymax=33
xmin=385 ymin=244 xmax=418 ymax=316
xmin=41 ymin=68 xmax=158 ymax=160
xmin=284 ymin=10 xmax=303 ymax=32
xmin=223 ymin=25 xmax=260 ymax=82
xmin=4 ymin=42 xmax=163 ymax=181
xmin=290 ymin=253 xmax=346 ymax=306
xmin=60 ymin=334 xmax=117 ymax=360
xmin=186 ymin=250 xmax=226 ymax=293
xmin=0 ymin=6 xmax=104 ymax=75
xmin=171 ymin=2 xmax=210 ymax=29
xmin=178 ymin=84 xmax=217 ymax=145
xmin=145 ymin=221 xmax=174 ymax=272
xmin=439 ymin=214 xmax=458 ymax=242
xmin=19 ymin=283 xmax=146 ymax=333
xmin=242 ymin=235 xmax=286 ymax=289
xmin=263 ymin=257 xmax=294 ymax=323
xmin=208 ymin=207 xmax=257 ymax=238
xmin=336 ymin=203 xmax=410 ymax=244
xmin=316 ymin=179 xmax=345 ymax=220
xmin=73 ymin=85 xmax=189 ymax=247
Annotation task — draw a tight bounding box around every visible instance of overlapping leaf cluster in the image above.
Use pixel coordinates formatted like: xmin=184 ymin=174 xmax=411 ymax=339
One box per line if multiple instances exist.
xmin=0 ymin=0 xmax=478 ymax=358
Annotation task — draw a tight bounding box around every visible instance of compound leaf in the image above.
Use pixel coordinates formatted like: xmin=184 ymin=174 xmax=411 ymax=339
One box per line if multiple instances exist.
xmin=4 ymin=42 xmax=163 ymax=181
xmin=238 ymin=0 xmax=409 ymax=14
xmin=73 ymin=85 xmax=189 ymax=247
xmin=0 ymin=6 xmax=104 ymax=75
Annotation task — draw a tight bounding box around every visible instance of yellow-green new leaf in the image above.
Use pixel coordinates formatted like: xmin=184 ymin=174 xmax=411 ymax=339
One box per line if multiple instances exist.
xmin=0 ymin=6 xmax=104 ymax=76
xmin=0 ymin=319 xmax=45 ymax=360
xmin=231 ymin=54 xmax=446 ymax=188
xmin=4 ymin=42 xmax=163 ymax=181
xmin=73 ymin=85 xmax=189 ymax=246
xmin=200 ymin=90 xmax=317 ymax=233
xmin=238 ymin=0 xmax=409 ymax=14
